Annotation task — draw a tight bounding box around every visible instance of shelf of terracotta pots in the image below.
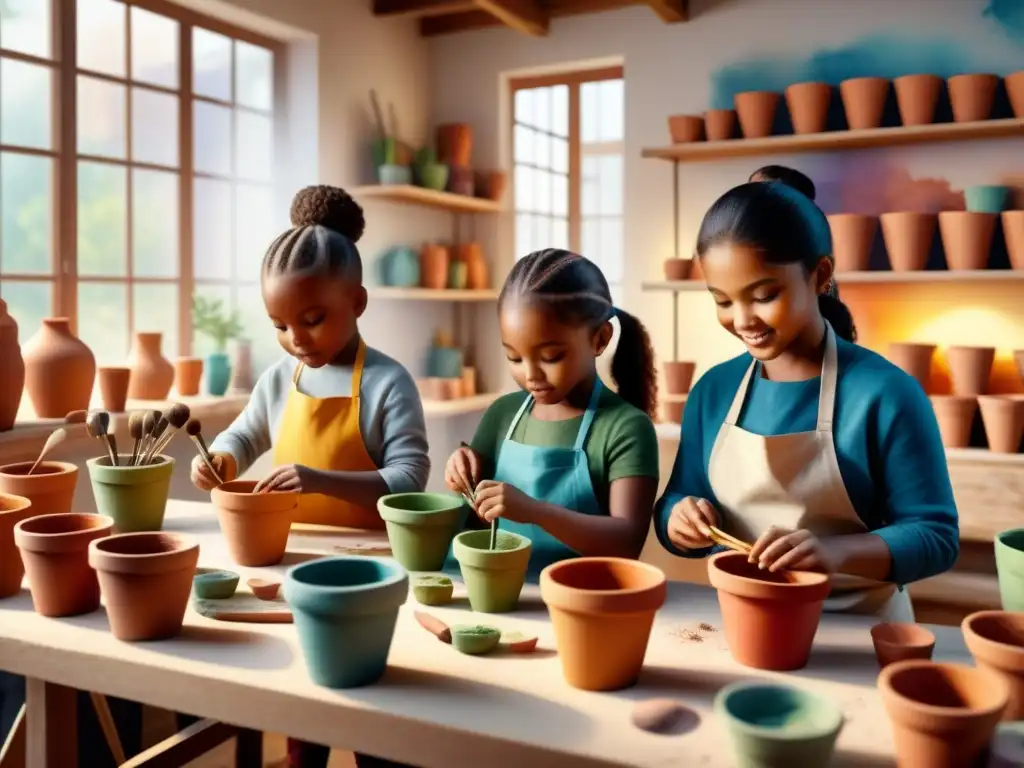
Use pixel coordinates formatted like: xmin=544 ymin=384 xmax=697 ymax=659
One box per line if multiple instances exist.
xmin=378 ymin=240 xmax=494 ymax=294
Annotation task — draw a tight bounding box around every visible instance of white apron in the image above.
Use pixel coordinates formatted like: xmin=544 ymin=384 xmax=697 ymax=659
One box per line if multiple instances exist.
xmin=707 ymin=323 xmax=914 ymax=622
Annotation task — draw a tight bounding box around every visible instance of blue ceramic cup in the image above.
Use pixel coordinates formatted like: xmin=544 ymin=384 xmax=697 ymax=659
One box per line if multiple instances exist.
xmin=284 ymin=556 xmax=409 ymax=688
xmin=965 ymin=185 xmax=1011 ymax=213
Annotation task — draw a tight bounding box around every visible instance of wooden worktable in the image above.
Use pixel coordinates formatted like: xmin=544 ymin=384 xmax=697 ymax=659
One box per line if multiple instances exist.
xmin=0 ymin=500 xmax=973 ymax=768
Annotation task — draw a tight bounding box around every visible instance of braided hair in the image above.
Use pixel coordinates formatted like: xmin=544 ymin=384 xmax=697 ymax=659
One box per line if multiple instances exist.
xmin=500 ymin=248 xmax=658 ymax=417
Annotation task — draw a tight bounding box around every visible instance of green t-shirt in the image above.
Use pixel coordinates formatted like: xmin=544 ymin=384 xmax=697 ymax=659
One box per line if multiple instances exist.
xmin=469 ymin=386 xmax=660 ymax=515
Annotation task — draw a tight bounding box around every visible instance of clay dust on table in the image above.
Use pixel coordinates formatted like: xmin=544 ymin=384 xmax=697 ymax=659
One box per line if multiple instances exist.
xmin=669 ymin=622 xmax=718 ymax=643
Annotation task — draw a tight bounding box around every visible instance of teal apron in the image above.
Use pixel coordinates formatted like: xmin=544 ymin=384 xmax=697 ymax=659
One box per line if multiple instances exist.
xmin=445 ymin=380 xmax=604 ymax=580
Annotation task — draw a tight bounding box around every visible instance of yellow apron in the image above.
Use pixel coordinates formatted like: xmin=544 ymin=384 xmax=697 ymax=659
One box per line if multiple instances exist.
xmin=272 ymin=340 xmax=383 ymax=529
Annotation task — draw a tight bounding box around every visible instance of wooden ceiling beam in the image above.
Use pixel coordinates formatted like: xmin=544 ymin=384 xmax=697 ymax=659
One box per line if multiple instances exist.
xmin=373 ymin=0 xmax=476 ymax=18
xmin=470 ymin=0 xmax=549 ymax=36
xmin=417 ymin=0 xmax=660 ymax=36
xmin=420 ymin=9 xmax=500 ymax=35
xmin=643 ymin=0 xmax=688 ymax=22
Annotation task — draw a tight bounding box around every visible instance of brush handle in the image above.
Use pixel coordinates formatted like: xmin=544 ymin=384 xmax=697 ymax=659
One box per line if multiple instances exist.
xmin=149 ymin=429 xmax=177 ymax=462
xmin=191 ymin=436 xmax=224 ymax=485
xmin=105 ymin=435 xmax=118 ymax=467
xmin=129 ymin=437 xmax=140 ymax=467
xmin=141 ymin=426 xmax=168 ymax=466
xmin=489 ymin=517 xmax=498 ymax=551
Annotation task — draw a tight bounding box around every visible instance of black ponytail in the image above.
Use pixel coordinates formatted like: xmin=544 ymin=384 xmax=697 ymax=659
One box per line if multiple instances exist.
xmin=610 ymin=307 xmax=658 ymax=418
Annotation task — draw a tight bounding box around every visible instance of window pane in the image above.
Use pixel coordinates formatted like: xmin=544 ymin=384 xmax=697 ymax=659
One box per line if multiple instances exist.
xmin=534 ymin=133 xmax=550 ymax=169
xmin=235 ymin=41 xmax=273 ymax=111
xmin=514 ymin=165 xmax=533 ymax=212
xmin=132 ymin=88 xmax=178 ymax=166
xmin=599 ymin=80 xmax=624 ymax=142
xmin=78 ymin=162 xmax=127 ymax=277
xmin=1 ymin=153 xmax=52 ymax=275
xmin=515 ymin=213 xmax=532 ymax=257
xmin=133 ymin=283 xmax=178 ymax=356
xmin=582 ymin=218 xmax=599 ymax=262
xmin=513 ymin=124 xmax=533 ymax=165
xmin=193 ymin=177 xmax=232 ymax=280
xmin=194 ymin=101 xmax=231 ymax=176
xmin=533 ymin=87 xmax=551 ymax=132
xmin=235 ymin=111 xmax=272 ymax=181
xmin=236 ymin=284 xmax=277 ymax=375
xmin=534 ymin=169 xmax=551 ymax=213
xmin=599 ymin=154 xmax=623 ymax=215
xmin=599 ymin=218 xmax=623 ymax=283
xmin=581 ymin=179 xmax=598 ymax=217
xmin=78 ymin=282 xmax=128 ymax=364
xmin=551 ymin=137 xmax=568 ymax=174
xmin=551 ymin=217 xmax=568 ymax=250
xmin=133 ymin=169 xmax=178 ymax=278
xmin=77 ymin=0 xmax=126 ymax=76
xmin=581 ymin=82 xmax=599 ymax=144
xmin=191 ymin=283 xmax=231 ymax=357
xmin=130 ymin=6 xmax=178 ymax=89
xmin=513 ymin=89 xmax=533 ymax=128
xmin=193 ymin=27 xmax=231 ymax=102
xmin=0 ymin=280 xmax=50 ymax=344
xmin=534 ymin=215 xmax=551 ymax=249
xmin=552 ymin=174 xmax=567 ymax=218
xmin=78 ymin=76 xmax=126 ymax=159
xmin=1 ymin=60 xmax=52 ymax=150
xmin=235 ymin=184 xmax=274 ymax=281
xmin=1 ymin=0 xmax=51 ymax=58
xmin=551 ymin=85 xmax=568 ymax=137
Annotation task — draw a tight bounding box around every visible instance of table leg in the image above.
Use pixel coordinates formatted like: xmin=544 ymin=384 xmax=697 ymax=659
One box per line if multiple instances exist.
xmin=235 ymin=728 xmax=262 ymax=768
xmin=25 ymin=679 xmax=77 ymax=768
xmin=0 ymin=704 xmax=25 ymax=768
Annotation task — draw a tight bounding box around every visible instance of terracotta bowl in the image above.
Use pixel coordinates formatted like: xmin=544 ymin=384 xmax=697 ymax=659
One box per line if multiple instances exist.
xmin=870 ymin=621 xmax=935 ymax=668
xmin=962 ymin=610 xmax=1024 ymax=721
xmin=211 ymin=480 xmax=298 ymax=567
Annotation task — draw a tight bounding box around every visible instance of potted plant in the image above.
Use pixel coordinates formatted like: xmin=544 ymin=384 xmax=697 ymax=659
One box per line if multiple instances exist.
xmin=192 ymin=295 xmax=242 ymax=396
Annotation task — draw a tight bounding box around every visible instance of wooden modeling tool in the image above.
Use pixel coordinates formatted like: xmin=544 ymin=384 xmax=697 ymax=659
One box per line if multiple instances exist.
xmin=86 ymin=411 xmax=118 ymax=467
xmin=708 ymin=526 xmax=753 ymax=555
xmin=146 ymin=402 xmax=190 ymax=462
xmin=414 ymin=611 xmax=452 ymax=644
xmin=186 ymin=419 xmax=223 ymax=485
xmin=128 ymin=412 xmax=144 ymax=467
xmin=27 ymin=428 xmax=67 ymax=475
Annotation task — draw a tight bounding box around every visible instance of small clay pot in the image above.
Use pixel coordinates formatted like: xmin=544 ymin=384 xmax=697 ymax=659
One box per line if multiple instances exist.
xmin=708 ymin=551 xmax=830 ymax=671
xmin=963 ymin=611 xmax=1024 ymax=721
xmin=247 ymin=578 xmax=280 ymax=601
xmin=0 ymin=460 xmax=78 ymax=518
xmin=947 ymin=73 xmax=998 ymax=122
xmin=871 ymin=622 xmax=936 ymax=668
xmin=964 ymin=185 xmax=1011 ymax=214
xmin=446 ymin=165 xmax=474 ymax=197
xmin=451 ymin=624 xmax=501 ymax=655
xmin=887 ymin=342 xmax=936 ymax=390
xmin=938 ymin=211 xmax=996 ymax=270
xmin=946 ymin=345 xmax=995 ymax=396
xmin=473 ymin=170 xmax=506 ymax=202
xmin=703 ymin=109 xmax=736 ymax=140
xmin=174 ymin=357 xmax=204 ymax=396
xmin=377 ymin=492 xmax=465 ymax=572
xmin=929 ymin=395 xmax=978 ymax=448
xmin=412 ymin=575 xmax=453 ymax=606
xmin=437 ymin=123 xmax=472 ymax=167
xmin=880 ymin=212 xmax=935 ymax=271
xmin=1003 ymin=211 xmax=1024 ymax=270
xmin=663 ymin=361 xmax=695 ymax=396
xmin=893 ymin=74 xmax=942 ymax=126
xmin=499 ymin=630 xmax=538 ymax=654
xmin=540 ymin=557 xmax=667 ymax=691
xmin=978 ymin=396 xmax=1024 ymax=453
xmin=667 ymin=114 xmax=704 ymax=143
xmin=879 ymin=660 xmax=1009 ymax=767
xmin=211 ymin=480 xmax=298 ymax=566
xmin=87 ymin=454 xmax=175 ymax=533
xmin=734 ymin=91 xmax=780 ymax=139
xmin=13 ymin=512 xmax=114 ymax=617
xmin=663 ymin=258 xmax=693 ymax=281
xmin=0 ymin=493 xmax=33 ymax=598
xmin=452 ymin=529 xmax=531 ymax=613
xmin=192 ymin=568 xmax=239 ymax=599
xmin=1007 ymin=71 xmax=1024 ymax=118
xmin=662 ymin=399 xmax=684 ymax=424
xmin=89 ymin=531 xmax=199 ymax=641
xmin=784 ymin=82 xmax=831 ymax=135
xmin=97 ymin=367 xmax=130 ymax=413
xmin=839 ymin=77 xmax=889 ymax=130
xmin=997 ymin=530 xmax=1024 ymax=612
xmin=420 ymin=244 xmax=450 ymax=290
xmin=827 ymin=214 xmax=877 ymax=272
xmin=461 ymin=367 xmax=476 ymax=397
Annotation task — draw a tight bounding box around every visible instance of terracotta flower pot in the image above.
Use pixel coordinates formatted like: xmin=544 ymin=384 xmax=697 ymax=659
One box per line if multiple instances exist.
xmin=663 ymin=258 xmax=693 ymax=281
xmin=946 ymin=345 xmax=995 ymax=396
xmin=376 ymin=492 xmax=464 ymax=572
xmin=839 ymin=77 xmax=889 ymax=130
xmin=452 ymin=529 xmax=531 ymax=613
xmin=540 ymin=557 xmax=667 ymax=691
xmin=962 ymin=611 xmax=1024 ymax=721
xmin=437 ymin=123 xmax=472 ymax=167
xmin=893 ymin=74 xmax=942 ymax=126
xmin=879 ymin=660 xmax=1009 ymax=767
xmin=995 ymin=529 xmax=1024 ymax=611
xmin=667 ymin=114 xmax=704 ymax=143
xmin=887 ymin=342 xmax=936 ymax=390
xmin=0 ymin=299 xmax=24 ymax=432
xmin=662 ymin=399 xmax=684 ymax=424
xmin=734 ymin=92 xmax=779 ymax=139
xmin=89 ymin=531 xmax=199 ymax=641
xmin=97 ymin=366 xmax=130 ymax=413
xmin=1003 ymin=211 xmax=1024 ymax=270
xmin=704 ymin=109 xmax=736 ymax=140
xmin=707 ymin=551 xmax=830 ymax=671
xmin=827 ymin=214 xmax=877 ymax=272
xmin=420 ymin=244 xmax=450 ymax=290
xmin=0 ymin=493 xmax=33 ymax=598
xmin=0 ymin=460 xmax=78 ymax=517
xmin=938 ymin=211 xmax=996 ymax=270
xmin=947 ymin=74 xmax=998 ymax=122
xmin=473 ymin=170 xmax=506 ymax=202
xmin=871 ymin=621 xmax=936 ymax=668
xmin=663 ymin=361 xmax=695 ymax=395
xmin=174 ymin=357 xmax=203 ymax=396
xmin=211 ymin=480 xmax=298 ymax=566
xmin=929 ymin=395 xmax=977 ymax=448
xmin=880 ymin=212 xmax=935 ymax=271
xmin=784 ymin=82 xmax=831 ymax=135
xmin=1007 ymin=71 xmax=1024 ymax=118
xmin=127 ymin=332 xmax=174 ymax=401
xmin=978 ymin=396 xmax=1024 ymax=453
xmin=447 ymin=165 xmax=473 ymax=197
xmin=13 ymin=512 xmax=114 ymax=617
xmin=22 ymin=317 xmax=95 ymax=418
xmin=456 ymin=242 xmax=488 ymax=290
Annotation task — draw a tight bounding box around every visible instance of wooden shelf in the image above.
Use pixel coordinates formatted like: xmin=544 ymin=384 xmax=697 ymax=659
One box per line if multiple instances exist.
xmin=641 ymin=118 xmax=1024 ymax=163
xmin=352 ymin=185 xmax=502 ymax=214
xmin=643 ymin=270 xmax=1024 ymax=292
xmin=422 ymin=391 xmax=506 ymax=417
xmin=368 ymin=287 xmax=499 ymax=301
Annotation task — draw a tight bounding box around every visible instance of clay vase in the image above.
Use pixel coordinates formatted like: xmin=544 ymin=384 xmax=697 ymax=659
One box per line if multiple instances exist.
xmin=827 ymin=214 xmax=877 ymax=272
xmin=962 ymin=611 xmax=1024 ymax=721
xmin=211 ymin=480 xmax=297 ymax=566
xmin=22 ymin=318 xmax=96 ymax=418
xmin=1003 ymin=211 xmax=1024 ymax=270
xmin=664 ymin=361 xmax=695 ymax=395
xmin=540 ymin=557 xmax=667 ymax=691
xmin=714 ymin=681 xmax=844 ymax=768
xmin=995 ymin=530 xmax=1024 ymax=611
xmin=938 ymin=211 xmax=996 ymax=270
xmin=879 ymin=660 xmax=1008 ymax=768
xmin=0 ymin=460 xmax=78 ymax=516
xmin=284 ymin=556 xmax=408 ymax=688
xmin=880 ymin=212 xmax=935 ymax=271
xmin=437 ymin=123 xmax=472 ymax=167
xmin=458 ymin=242 xmax=489 ymax=290
xmin=473 ymin=170 xmax=506 ymax=202
xmin=947 ymin=74 xmax=998 ymax=122
xmin=839 ymin=77 xmax=889 ymax=130
xmin=734 ymin=91 xmax=779 ymax=139
xmin=667 ymin=114 xmax=704 ymax=143
xmin=228 ymin=339 xmax=254 ymax=395
xmin=0 ymin=300 xmax=24 ymax=432
xmin=707 ymin=551 xmax=830 ymax=671
xmin=870 ymin=622 xmax=936 ymax=668
xmin=1007 ymin=71 xmax=1024 ymax=118
xmin=97 ymin=366 xmax=130 ymax=413
xmin=893 ymin=74 xmax=942 ymax=126
xmin=663 ymin=258 xmax=693 ymax=281
xmin=946 ymin=345 xmax=995 ymax=396
xmin=978 ymin=396 xmax=1024 ymax=453
xmin=0 ymin=493 xmax=33 ymax=598
xmin=887 ymin=342 xmax=936 ymax=390
xmin=704 ymin=109 xmax=737 ymax=140
xmin=376 ymin=492 xmax=464 ymax=571
xmin=420 ymin=244 xmax=450 ymax=290
xmin=784 ymin=82 xmax=831 ymax=135
xmin=87 ymin=455 xmax=175 ymax=533
xmin=126 ymin=332 xmax=174 ymax=401
xmin=929 ymin=395 xmax=977 ymax=448
xmin=452 ymin=529 xmax=531 ymax=613
xmin=89 ymin=531 xmax=199 ymax=641
xmin=13 ymin=512 xmax=114 ymax=617
xmin=174 ymin=357 xmax=203 ymax=396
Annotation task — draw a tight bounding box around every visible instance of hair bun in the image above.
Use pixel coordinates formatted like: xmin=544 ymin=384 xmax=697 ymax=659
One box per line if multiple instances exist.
xmin=289 ymin=185 xmax=365 ymax=243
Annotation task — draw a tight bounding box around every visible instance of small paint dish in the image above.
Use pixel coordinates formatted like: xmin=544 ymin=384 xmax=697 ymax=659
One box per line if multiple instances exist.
xmin=498 ymin=630 xmax=538 ymax=653
xmin=412 ymin=575 xmax=454 ymax=606
xmin=248 ymin=577 xmax=280 ymax=601
xmin=451 ymin=624 xmax=501 ymax=655
xmin=193 ymin=568 xmax=240 ymax=599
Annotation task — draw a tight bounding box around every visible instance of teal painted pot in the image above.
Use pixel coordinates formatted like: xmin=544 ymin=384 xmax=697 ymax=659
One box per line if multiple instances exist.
xmin=453 ymin=530 xmax=531 ymax=613
xmin=86 ymin=455 xmax=175 ymax=533
xmin=715 ymin=681 xmax=844 ymax=768
xmin=996 ymin=529 xmax=1024 ymax=610
xmin=381 ymin=246 xmax=420 ymax=288
xmin=205 ymin=353 xmax=231 ymax=395
xmin=965 ymin=185 xmax=1011 ymax=213
xmin=284 ymin=556 xmax=408 ymax=688
xmin=428 ymin=346 xmax=463 ymax=379
xmin=378 ymin=164 xmax=411 ymax=186
xmin=377 ymin=492 xmax=465 ymax=572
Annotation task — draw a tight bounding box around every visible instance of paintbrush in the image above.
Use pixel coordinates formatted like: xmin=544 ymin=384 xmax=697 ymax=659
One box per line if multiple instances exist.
xmin=146 ymin=402 xmax=190 ymax=463
xmin=137 ymin=410 xmax=161 ymax=465
xmin=186 ymin=419 xmax=223 ymax=485
xmin=86 ymin=411 xmax=118 ymax=467
xmin=127 ymin=412 xmax=144 ymax=467
xmin=142 ymin=415 xmax=169 ymax=466
xmin=28 ymin=427 xmax=67 ymax=475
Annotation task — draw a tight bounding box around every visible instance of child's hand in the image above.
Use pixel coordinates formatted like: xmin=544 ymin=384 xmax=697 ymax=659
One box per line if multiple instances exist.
xmin=254 ymin=464 xmax=322 ymax=494
xmin=190 ymin=452 xmax=237 ymax=491
xmin=473 ymin=480 xmax=536 ymax=524
xmin=444 ymin=445 xmax=483 ymax=498
xmin=667 ymin=496 xmax=718 ymax=550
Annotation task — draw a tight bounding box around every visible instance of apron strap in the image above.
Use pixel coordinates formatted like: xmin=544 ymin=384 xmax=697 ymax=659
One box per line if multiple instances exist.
xmin=817 ymin=322 xmax=838 ymax=433
xmin=351 ymin=339 xmax=367 ymax=399
xmin=724 ymin=360 xmax=758 ymax=426
xmin=292 ymin=361 xmax=305 ymax=386
xmin=505 ymin=392 xmax=534 ymax=441
xmin=573 ymin=379 xmax=603 ymax=451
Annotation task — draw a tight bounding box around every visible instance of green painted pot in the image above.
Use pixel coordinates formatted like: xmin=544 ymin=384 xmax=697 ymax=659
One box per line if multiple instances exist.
xmin=451 ymin=624 xmax=501 ymax=655
xmin=715 ymin=681 xmax=844 ymax=768
xmin=193 ymin=568 xmax=239 ymax=599
xmin=412 ymin=575 xmax=453 ymax=605
xmin=377 ymin=492 xmax=465 ymax=572
xmin=86 ymin=455 xmax=175 ymax=533
xmin=452 ymin=529 xmax=531 ymax=613
xmin=995 ymin=529 xmax=1024 ymax=610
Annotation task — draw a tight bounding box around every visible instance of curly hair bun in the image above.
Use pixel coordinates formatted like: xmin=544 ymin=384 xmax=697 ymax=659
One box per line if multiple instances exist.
xmin=289 ymin=185 xmax=366 ymax=243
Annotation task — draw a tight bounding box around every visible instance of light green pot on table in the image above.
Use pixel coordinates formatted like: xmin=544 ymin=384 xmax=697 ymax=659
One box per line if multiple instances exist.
xmin=377 ymin=492 xmax=466 ymax=572
xmin=452 ymin=529 xmax=532 ymax=613
xmin=996 ymin=528 xmax=1024 ymax=610
xmin=87 ymin=455 xmax=175 ymax=533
